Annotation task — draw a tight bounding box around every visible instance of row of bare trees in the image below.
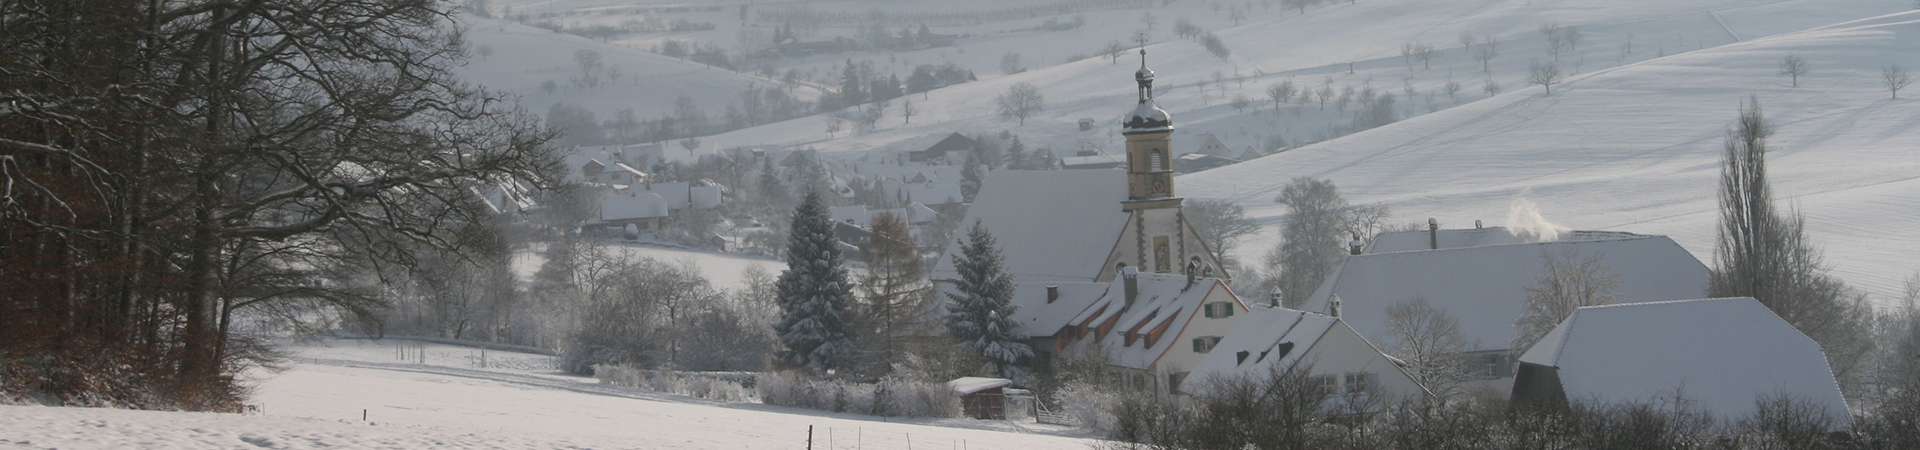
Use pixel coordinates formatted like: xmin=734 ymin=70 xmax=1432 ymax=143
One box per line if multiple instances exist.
xmin=2 ymin=0 xmax=557 ymax=409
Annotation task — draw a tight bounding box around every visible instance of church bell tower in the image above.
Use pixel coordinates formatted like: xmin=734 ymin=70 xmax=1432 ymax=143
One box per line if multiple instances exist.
xmin=1121 ymin=48 xmax=1179 ymax=210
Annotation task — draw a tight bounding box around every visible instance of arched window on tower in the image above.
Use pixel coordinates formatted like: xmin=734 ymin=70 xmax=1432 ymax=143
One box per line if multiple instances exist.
xmin=1149 ymin=149 xmax=1165 ymax=171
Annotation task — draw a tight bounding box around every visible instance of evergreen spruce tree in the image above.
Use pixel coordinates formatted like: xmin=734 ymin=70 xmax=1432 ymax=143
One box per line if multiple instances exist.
xmin=960 ymin=153 xmax=986 ymax=203
xmin=774 ymin=191 xmax=858 ymax=372
xmin=1005 ymin=136 xmax=1028 ymax=170
xmin=839 ymin=60 xmax=867 ymax=107
xmin=945 ymin=221 xmax=1032 ymax=381
xmin=758 ymin=157 xmax=789 ymax=209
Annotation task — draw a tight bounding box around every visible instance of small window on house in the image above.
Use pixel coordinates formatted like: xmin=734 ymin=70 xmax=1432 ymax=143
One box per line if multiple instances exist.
xmin=1192 ymin=336 xmax=1221 ymax=353
xmin=1310 ymin=375 xmax=1339 ymax=398
xmin=1204 ymin=302 xmax=1236 ymax=318
xmin=1344 ymin=372 xmax=1374 ymax=394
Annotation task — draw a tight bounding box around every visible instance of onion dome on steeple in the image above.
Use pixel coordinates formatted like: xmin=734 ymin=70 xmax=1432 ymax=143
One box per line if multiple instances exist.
xmin=1123 ymin=48 xmax=1172 ymax=135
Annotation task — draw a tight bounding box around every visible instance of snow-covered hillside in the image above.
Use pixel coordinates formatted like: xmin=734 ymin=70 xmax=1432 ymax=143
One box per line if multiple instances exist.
xmin=0 ymin=339 xmax=1089 ymax=449
xmin=702 ymin=0 xmax=1912 ymax=159
xmin=458 ymin=16 xmax=823 ymax=120
xmin=1182 ymin=11 xmax=1920 ymax=305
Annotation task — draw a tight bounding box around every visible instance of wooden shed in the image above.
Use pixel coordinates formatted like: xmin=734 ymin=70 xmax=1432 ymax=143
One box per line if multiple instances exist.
xmin=947 ymin=377 xmax=1013 ymax=420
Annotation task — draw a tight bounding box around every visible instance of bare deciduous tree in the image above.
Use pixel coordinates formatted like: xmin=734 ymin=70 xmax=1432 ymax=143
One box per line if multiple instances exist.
xmin=1530 ymin=60 xmax=1564 ymax=95
xmin=1474 ymin=37 xmax=1500 ymax=73
xmin=900 ymin=98 xmax=916 ymax=124
xmin=996 ymin=82 xmax=1045 ymax=126
xmin=1710 ymin=97 xmax=1876 ymax=394
xmin=1513 ymin=249 xmax=1621 ymax=354
xmin=1186 ymin=199 xmax=1261 ymax=263
xmin=1885 ymin=64 xmax=1911 ymax=99
xmin=1458 ymin=30 xmax=1477 ymax=50
xmin=1385 ymin=297 xmax=1473 ymax=398
xmin=1268 ymin=79 xmax=1297 ymax=110
xmin=1780 ymin=55 xmax=1809 ymax=88
xmin=1265 ymin=178 xmax=1390 ymax=308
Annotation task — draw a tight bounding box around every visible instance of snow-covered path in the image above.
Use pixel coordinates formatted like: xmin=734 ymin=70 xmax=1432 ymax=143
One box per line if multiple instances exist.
xmin=0 ymin=340 xmax=1092 ymax=449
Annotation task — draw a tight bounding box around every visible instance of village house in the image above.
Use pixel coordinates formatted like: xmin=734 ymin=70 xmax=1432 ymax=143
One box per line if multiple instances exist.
xmin=948 ymin=268 xmax=1249 ymax=395
xmin=1512 ymin=298 xmax=1851 ymax=429
xmin=1296 ymin=233 xmax=1711 ymax=397
xmin=1180 ymin=306 xmax=1429 ymax=409
xmin=906 ymin=132 xmax=978 ymax=163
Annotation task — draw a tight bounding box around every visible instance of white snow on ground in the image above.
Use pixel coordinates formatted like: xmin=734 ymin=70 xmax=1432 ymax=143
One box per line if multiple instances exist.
xmin=1182 ymin=11 xmax=1920 ymax=306
xmin=0 ymin=339 xmax=1090 ymax=449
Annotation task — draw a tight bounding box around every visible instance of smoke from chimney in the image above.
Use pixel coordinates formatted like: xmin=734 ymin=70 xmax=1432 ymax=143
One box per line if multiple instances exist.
xmin=1505 ymin=195 xmax=1570 ymax=242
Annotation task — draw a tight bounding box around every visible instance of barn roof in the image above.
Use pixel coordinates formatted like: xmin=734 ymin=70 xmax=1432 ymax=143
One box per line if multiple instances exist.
xmin=1519 ymin=298 xmax=1851 ymax=428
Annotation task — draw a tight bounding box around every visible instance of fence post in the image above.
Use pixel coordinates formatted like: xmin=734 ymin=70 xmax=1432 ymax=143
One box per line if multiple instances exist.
xmin=807 ymin=425 xmax=813 ymax=450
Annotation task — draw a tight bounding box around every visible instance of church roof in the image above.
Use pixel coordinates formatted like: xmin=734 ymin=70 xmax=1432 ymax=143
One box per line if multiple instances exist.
xmin=929 ymin=170 xmax=1130 ymax=283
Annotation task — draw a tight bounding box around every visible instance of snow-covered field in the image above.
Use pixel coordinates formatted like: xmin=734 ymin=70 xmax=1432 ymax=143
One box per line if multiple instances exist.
xmin=0 ymin=339 xmax=1090 ymax=449
xmin=1183 ymin=11 xmax=1920 ymax=306
xmin=512 ymin=241 xmax=785 ymax=292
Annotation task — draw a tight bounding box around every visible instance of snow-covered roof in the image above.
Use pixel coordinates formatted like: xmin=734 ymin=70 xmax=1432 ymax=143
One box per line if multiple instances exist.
xmin=829 ymin=205 xmax=872 ymax=226
xmin=1068 ymin=273 xmax=1229 ymax=370
xmin=1002 ymin=282 xmax=1111 ymax=337
xmin=930 ymin=170 xmax=1130 ymax=283
xmin=947 ymin=377 xmax=1013 ymax=395
xmin=601 ymin=192 xmax=670 ymax=221
xmin=1519 ymin=298 xmax=1851 ymax=428
xmin=854 ymin=163 xmax=961 ymax=185
xmin=1060 ymin=154 xmax=1123 ymax=169
xmin=1365 ymin=227 xmax=1648 ymax=254
xmin=902 ymin=183 xmax=964 ymax=206
xmin=1182 ymin=306 xmax=1339 ymax=395
xmin=1122 ymin=101 xmax=1173 ymax=134
xmin=1300 ymin=236 xmax=1710 ymax=352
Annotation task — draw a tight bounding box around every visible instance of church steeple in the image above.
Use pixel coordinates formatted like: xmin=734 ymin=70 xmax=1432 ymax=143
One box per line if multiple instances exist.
xmin=1123 ymin=48 xmax=1172 ymax=135
xmin=1121 ymin=48 xmax=1175 ymax=203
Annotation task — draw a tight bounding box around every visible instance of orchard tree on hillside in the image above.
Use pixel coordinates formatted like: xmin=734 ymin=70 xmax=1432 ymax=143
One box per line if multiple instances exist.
xmin=946 ymin=221 xmax=1032 ymax=381
xmin=996 ymin=82 xmax=1046 ymax=126
xmin=774 ymin=192 xmax=858 ymax=372
xmin=1885 ymin=64 xmax=1911 ymax=99
xmin=1780 ymin=55 xmax=1809 ymax=88
xmin=1530 ymin=60 xmax=1563 ymax=95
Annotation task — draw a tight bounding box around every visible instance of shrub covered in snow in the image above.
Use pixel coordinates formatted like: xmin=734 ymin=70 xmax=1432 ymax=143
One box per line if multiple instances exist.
xmin=757 ymin=372 xmax=959 ymax=418
xmin=593 ymin=364 xmax=755 ymax=402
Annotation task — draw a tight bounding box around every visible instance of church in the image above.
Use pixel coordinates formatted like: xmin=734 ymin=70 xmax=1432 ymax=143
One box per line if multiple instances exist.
xmin=930 ymin=50 xmax=1250 ymax=393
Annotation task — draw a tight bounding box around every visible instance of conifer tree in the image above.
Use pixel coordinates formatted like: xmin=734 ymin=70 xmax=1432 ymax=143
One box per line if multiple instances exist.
xmin=1005 ymin=136 xmax=1028 ymax=170
xmin=945 ymin=221 xmax=1032 ymax=381
xmin=960 ymin=153 xmax=986 ymax=202
xmin=856 ymin=212 xmax=929 ymax=373
xmin=774 ymin=191 xmax=858 ymax=372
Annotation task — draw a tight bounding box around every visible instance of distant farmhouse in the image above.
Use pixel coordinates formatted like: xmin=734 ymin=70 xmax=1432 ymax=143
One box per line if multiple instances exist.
xmin=1298 ymin=227 xmax=1712 ymax=397
xmin=1513 ymin=298 xmax=1852 ymax=429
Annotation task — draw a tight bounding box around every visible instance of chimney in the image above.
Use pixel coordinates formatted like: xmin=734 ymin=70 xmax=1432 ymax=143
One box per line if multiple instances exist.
xmin=1122 ymin=267 xmax=1140 ymax=311
xmin=1046 ymin=285 xmax=1060 ymax=304
xmin=1330 ymin=294 xmax=1343 ymax=318
xmin=1428 ymin=218 xmax=1439 ymax=250
xmin=1475 ymin=219 xmax=1484 ymax=229
xmin=1348 ymin=232 xmax=1364 ymax=256
xmin=1270 ymin=291 xmax=1282 ymax=308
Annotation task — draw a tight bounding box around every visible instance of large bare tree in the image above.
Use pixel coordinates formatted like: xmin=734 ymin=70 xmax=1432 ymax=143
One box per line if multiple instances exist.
xmin=2 ymin=0 xmax=556 ymax=408
xmin=1512 ymin=249 xmax=1620 ymax=355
